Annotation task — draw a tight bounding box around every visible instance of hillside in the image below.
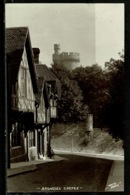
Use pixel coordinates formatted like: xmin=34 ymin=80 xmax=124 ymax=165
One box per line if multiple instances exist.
xmin=51 ymin=122 xmax=124 ymax=156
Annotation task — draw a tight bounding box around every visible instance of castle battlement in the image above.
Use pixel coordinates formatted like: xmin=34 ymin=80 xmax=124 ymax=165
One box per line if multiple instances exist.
xmin=53 ymin=44 xmax=80 ymax=70
xmin=61 ymin=52 xmax=80 ymax=61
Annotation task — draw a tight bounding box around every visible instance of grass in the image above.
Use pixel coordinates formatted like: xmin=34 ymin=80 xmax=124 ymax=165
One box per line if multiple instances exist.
xmin=51 ymin=122 xmax=124 ymax=156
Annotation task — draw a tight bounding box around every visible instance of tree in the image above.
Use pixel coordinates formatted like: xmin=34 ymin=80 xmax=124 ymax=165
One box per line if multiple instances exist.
xmin=51 ymin=63 xmax=88 ymax=122
xmin=51 ymin=51 xmax=124 ymax=140
xmin=71 ymin=64 xmax=107 ymax=127
xmin=103 ymin=52 xmax=124 ymax=139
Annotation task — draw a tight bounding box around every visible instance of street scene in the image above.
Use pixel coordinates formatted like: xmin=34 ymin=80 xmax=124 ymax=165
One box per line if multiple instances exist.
xmin=8 ymin=154 xmax=112 ymax=192
xmin=6 ymin=3 xmax=124 ymax=193
xmin=7 ymin=153 xmax=124 ymax=192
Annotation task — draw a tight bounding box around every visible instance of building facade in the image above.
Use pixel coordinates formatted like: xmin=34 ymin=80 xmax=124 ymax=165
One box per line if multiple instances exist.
xmin=33 ymin=48 xmax=61 ymax=159
xmin=6 ymin=27 xmax=61 ymax=165
xmin=6 ymin=27 xmax=39 ymax=163
xmin=52 ymin=44 xmax=80 ymax=70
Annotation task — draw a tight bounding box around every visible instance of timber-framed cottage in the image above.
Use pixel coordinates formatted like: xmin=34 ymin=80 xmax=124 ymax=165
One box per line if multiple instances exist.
xmin=33 ymin=48 xmax=61 ymax=159
xmin=6 ymin=27 xmax=39 ymax=163
xmin=6 ymin=27 xmax=61 ymax=165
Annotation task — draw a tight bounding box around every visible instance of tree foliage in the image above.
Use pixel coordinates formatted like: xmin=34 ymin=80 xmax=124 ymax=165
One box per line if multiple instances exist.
xmin=103 ymin=52 xmax=124 ymax=139
xmin=50 ymin=63 xmax=88 ymax=122
xmin=51 ymin=50 xmax=124 ymax=140
xmin=71 ymin=51 xmax=124 ymax=140
xmin=71 ymin=64 xmax=108 ymax=127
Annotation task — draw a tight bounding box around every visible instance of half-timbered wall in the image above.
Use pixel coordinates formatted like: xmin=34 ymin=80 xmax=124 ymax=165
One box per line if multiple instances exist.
xmin=37 ymin=96 xmax=50 ymax=124
xmin=11 ymin=47 xmax=35 ymax=112
xmin=28 ymin=129 xmax=37 ymax=161
xmin=37 ymin=96 xmax=46 ymax=123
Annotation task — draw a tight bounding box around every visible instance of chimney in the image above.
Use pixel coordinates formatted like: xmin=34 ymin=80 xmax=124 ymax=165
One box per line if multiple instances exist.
xmin=33 ymin=48 xmax=40 ymax=64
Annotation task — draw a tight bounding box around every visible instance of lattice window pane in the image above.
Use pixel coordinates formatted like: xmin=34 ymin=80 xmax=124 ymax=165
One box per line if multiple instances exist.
xmin=12 ymin=122 xmax=20 ymax=147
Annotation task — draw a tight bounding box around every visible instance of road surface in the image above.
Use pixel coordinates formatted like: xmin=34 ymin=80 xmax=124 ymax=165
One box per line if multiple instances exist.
xmin=7 ymin=154 xmax=113 ymax=192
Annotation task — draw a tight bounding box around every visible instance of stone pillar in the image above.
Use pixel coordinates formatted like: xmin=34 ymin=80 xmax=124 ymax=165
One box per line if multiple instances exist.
xmin=86 ymin=114 xmax=93 ymax=141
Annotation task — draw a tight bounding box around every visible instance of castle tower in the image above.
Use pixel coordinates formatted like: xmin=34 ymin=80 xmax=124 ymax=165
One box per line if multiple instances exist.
xmin=61 ymin=52 xmax=80 ymax=70
xmin=53 ymin=44 xmax=61 ymax=65
xmin=54 ymin=44 xmax=60 ymax=54
xmin=52 ymin=44 xmax=80 ymax=70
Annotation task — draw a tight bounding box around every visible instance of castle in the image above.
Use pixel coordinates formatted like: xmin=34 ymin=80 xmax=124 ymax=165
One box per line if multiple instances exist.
xmin=52 ymin=44 xmax=80 ymax=70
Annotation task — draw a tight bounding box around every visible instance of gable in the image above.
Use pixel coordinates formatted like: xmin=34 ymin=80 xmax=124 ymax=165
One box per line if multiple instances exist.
xmin=18 ymin=47 xmax=34 ymax=99
xmin=36 ymin=64 xmax=61 ymax=97
xmin=6 ymin=27 xmax=38 ymax=94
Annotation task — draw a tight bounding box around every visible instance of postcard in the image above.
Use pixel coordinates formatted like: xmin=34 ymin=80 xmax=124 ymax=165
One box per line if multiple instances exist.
xmin=5 ymin=2 xmax=124 ymax=193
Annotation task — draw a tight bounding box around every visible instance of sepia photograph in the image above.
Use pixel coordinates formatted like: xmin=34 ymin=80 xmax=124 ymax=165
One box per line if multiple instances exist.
xmin=5 ymin=3 xmax=124 ymax=192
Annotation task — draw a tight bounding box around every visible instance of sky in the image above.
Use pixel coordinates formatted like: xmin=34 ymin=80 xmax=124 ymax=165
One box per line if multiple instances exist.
xmin=6 ymin=3 xmax=124 ymax=68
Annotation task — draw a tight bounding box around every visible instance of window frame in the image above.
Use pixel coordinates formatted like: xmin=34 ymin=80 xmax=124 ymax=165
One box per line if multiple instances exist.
xmin=29 ymin=130 xmax=35 ymax=147
xmin=11 ymin=122 xmax=21 ymax=148
xmin=20 ymin=66 xmax=27 ymax=98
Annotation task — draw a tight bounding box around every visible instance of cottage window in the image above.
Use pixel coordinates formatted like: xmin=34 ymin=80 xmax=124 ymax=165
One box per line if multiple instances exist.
xmin=50 ymin=99 xmax=57 ymax=107
xmin=51 ymin=107 xmax=57 ymax=118
xmin=50 ymin=99 xmax=57 ymax=118
xmin=29 ymin=130 xmax=35 ymax=147
xmin=20 ymin=67 xmax=27 ymax=97
xmin=12 ymin=122 xmax=20 ymax=147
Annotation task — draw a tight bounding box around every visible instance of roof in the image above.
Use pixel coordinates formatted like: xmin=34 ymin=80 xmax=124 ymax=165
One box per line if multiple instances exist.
xmin=36 ymin=64 xmax=57 ymax=81
xmin=6 ymin=27 xmax=38 ymax=93
xmin=6 ymin=27 xmax=28 ymax=55
xmin=36 ymin=64 xmax=61 ymax=97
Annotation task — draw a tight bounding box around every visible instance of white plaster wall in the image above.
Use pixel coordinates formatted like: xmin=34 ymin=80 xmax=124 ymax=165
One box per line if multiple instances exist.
xmin=28 ymin=130 xmax=38 ymax=161
xmin=17 ymin=47 xmax=35 ymax=112
xmin=28 ymin=147 xmax=37 ymax=161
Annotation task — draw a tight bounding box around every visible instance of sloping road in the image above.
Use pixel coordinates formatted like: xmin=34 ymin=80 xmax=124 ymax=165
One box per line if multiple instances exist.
xmin=7 ymin=154 xmax=113 ymax=192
